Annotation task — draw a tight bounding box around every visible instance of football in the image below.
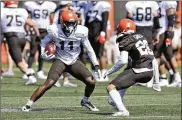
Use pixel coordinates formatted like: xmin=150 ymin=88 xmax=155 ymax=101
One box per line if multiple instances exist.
xmin=45 ymin=42 xmax=56 ymax=55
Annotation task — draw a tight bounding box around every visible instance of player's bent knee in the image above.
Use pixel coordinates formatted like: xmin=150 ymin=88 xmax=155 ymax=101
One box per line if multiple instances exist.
xmin=86 ymin=77 xmax=96 ymax=85
xmin=107 ymin=84 xmax=116 ymax=92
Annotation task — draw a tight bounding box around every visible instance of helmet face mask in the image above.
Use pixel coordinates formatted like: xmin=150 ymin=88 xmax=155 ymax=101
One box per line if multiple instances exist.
xmin=61 ymin=20 xmax=78 ymax=36
xmin=60 ymin=10 xmax=78 ymax=37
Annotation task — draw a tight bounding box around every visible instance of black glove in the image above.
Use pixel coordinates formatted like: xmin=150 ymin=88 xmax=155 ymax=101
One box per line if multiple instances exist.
xmin=36 ymin=36 xmax=41 ymax=43
xmin=165 ymin=31 xmax=174 ymax=40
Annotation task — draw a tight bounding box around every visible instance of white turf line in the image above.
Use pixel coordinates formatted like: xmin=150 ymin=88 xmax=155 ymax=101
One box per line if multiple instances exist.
xmin=11 ymin=116 xmax=181 ymax=120
xmin=1 ymin=103 xmax=181 ymax=113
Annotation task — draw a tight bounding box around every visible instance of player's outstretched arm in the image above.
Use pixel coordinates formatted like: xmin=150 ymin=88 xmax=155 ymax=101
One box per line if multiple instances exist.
xmin=105 ymin=51 xmax=128 ymax=77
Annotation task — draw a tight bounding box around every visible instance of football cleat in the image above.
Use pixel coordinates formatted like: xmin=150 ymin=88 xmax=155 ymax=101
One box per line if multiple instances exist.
xmin=54 ymin=81 xmax=61 ymax=87
xmin=2 ymin=71 xmax=14 ymax=76
xmin=112 ymin=110 xmax=129 ymax=117
xmin=63 ymin=82 xmax=77 ymax=87
xmin=167 ymin=81 xmax=181 ymax=87
xmin=159 ymin=77 xmax=169 ymax=87
xmin=22 ymin=74 xmax=28 ymax=80
xmin=25 ymin=75 xmax=37 ymax=85
xmin=81 ymin=100 xmax=99 ymax=112
xmin=37 ymin=70 xmax=47 ymax=80
xmin=22 ymin=105 xmax=31 ymax=112
xmin=152 ymin=83 xmax=161 ymax=92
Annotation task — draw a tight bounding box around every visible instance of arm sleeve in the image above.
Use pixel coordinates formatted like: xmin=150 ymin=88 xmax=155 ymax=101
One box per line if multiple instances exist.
xmin=82 ymin=37 xmax=99 ymax=66
xmin=101 ymin=2 xmax=111 ymax=32
xmin=107 ymin=51 xmax=128 ymax=75
xmin=101 ymin=11 xmax=109 ymax=32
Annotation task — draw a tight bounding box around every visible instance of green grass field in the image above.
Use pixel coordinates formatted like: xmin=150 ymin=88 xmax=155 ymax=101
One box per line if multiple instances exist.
xmin=1 ymin=63 xmax=181 ymax=120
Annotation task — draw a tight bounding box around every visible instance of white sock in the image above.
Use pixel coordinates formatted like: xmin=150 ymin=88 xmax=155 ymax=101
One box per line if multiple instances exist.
xmin=118 ymin=89 xmax=127 ymax=99
xmin=152 ymin=58 xmax=160 ymax=84
xmin=26 ymin=99 xmax=34 ymax=107
xmin=169 ymin=69 xmax=174 ymax=75
xmin=82 ymin=96 xmax=89 ymax=102
xmin=109 ymin=89 xmax=127 ymax=111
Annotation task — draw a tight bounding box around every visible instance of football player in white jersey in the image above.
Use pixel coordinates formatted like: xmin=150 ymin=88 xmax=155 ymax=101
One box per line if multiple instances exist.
xmin=1 ymin=0 xmax=40 ymax=85
xmin=85 ymin=1 xmax=111 ymax=81
xmin=52 ymin=1 xmax=78 ymax=87
xmin=22 ymin=10 xmax=101 ymax=112
xmin=23 ymin=1 xmax=56 ymax=80
xmin=125 ymin=1 xmax=161 ymax=91
xmin=155 ymin=1 xmax=181 ymax=87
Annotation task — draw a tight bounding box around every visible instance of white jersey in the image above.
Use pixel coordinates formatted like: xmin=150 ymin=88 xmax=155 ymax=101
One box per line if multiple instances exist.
xmin=41 ymin=24 xmax=99 ymax=66
xmin=70 ymin=1 xmax=87 ymax=25
xmin=157 ymin=1 xmax=177 ymax=34
xmin=87 ymin=1 xmax=111 ymax=23
xmin=24 ymin=1 xmax=56 ymax=29
xmin=125 ymin=1 xmax=159 ymax=26
xmin=1 ymin=8 xmax=28 ymax=33
xmin=1 ymin=2 xmax=4 ymax=8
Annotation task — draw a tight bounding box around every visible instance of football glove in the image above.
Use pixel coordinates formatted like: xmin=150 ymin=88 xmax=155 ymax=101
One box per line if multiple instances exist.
xmin=165 ymin=31 xmax=174 ymax=47
xmin=94 ymin=65 xmax=102 ymax=79
xmin=41 ymin=51 xmax=55 ymax=60
xmin=103 ymin=70 xmax=108 ymax=79
xmin=97 ymin=31 xmax=106 ymax=44
xmin=35 ymin=36 xmax=41 ymax=43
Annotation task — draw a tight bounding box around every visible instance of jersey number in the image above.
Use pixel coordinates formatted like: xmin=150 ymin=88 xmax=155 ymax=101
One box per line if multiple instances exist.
xmin=60 ymin=41 xmax=74 ymax=50
xmin=158 ymin=8 xmax=163 ymax=18
xmin=135 ymin=40 xmax=153 ymax=56
xmin=136 ymin=7 xmax=151 ymax=21
xmin=6 ymin=15 xmax=22 ymax=26
xmin=33 ymin=9 xmax=48 ymax=19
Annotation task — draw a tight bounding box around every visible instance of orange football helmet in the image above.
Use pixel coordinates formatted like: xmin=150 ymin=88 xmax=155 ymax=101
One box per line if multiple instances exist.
xmin=4 ymin=0 xmax=18 ymax=8
xmin=117 ymin=18 xmax=136 ymax=33
xmin=60 ymin=10 xmax=78 ymax=36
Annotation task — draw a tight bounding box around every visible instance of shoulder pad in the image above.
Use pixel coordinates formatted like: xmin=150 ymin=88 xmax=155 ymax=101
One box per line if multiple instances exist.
xmin=164 ymin=1 xmax=177 ymax=10
xmin=98 ymin=1 xmax=111 ymax=12
xmin=75 ymin=25 xmax=88 ymax=37
xmin=125 ymin=2 xmax=134 ymax=13
xmin=24 ymin=1 xmax=36 ymax=12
